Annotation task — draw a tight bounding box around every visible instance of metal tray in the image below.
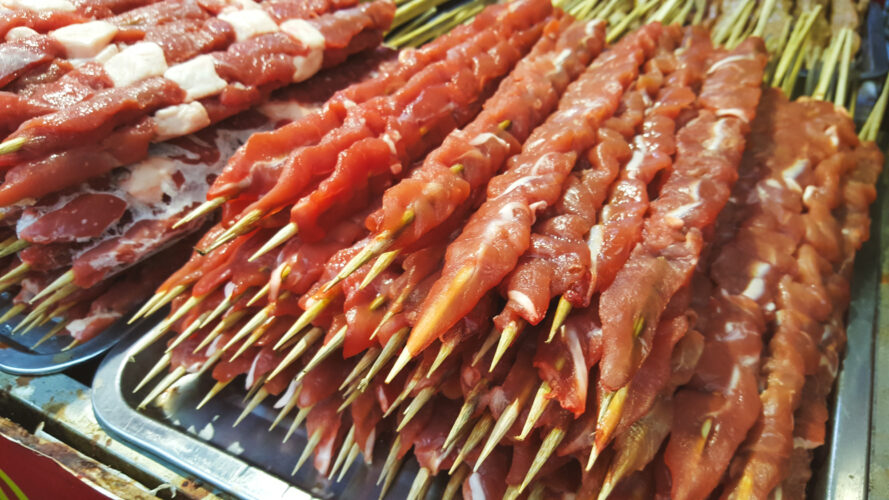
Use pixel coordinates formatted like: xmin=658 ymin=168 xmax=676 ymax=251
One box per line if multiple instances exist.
xmin=92 ymin=320 xmax=443 ymax=500
xmin=0 ymin=304 xmax=157 ymax=376
xmin=92 ymin=199 xmax=883 ymax=500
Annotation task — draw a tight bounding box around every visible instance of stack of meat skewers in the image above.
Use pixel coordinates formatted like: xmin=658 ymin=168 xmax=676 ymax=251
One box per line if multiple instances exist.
xmin=126 ymin=0 xmax=886 ymax=498
xmin=0 ymin=0 xmax=397 ymax=347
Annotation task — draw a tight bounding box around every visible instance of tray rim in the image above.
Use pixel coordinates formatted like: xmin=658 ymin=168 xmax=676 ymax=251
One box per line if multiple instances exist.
xmin=91 ymin=325 xmax=319 ymax=500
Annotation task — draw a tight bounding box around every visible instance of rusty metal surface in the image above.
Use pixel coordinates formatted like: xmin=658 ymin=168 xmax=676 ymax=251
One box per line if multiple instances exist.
xmin=0 ymin=370 xmax=227 ymax=500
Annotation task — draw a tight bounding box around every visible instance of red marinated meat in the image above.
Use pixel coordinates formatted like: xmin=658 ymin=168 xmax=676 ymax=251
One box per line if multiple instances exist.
xmin=407 ymin=23 xmax=662 ymax=357
xmin=20 ymin=193 xmax=127 ymax=243
xmin=0 ymin=36 xmax=65 ymax=88
xmin=369 ymin=16 xmax=606 ymax=252
xmin=599 ymin=40 xmax=768 ymax=390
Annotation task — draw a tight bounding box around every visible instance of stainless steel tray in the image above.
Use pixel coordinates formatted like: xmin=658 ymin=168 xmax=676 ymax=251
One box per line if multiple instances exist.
xmin=0 ymin=304 xmax=156 ymax=376
xmin=92 ymin=321 xmax=441 ymax=500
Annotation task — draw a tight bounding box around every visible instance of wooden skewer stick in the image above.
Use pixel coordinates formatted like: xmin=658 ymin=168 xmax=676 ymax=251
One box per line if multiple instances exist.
xmin=336 ymin=443 xmax=361 ymax=482
xmin=359 ymin=327 xmax=408 ymax=391
xmin=518 ymin=427 xmax=566 ymax=494
xmin=292 ymin=428 xmax=323 ymax=474
xmin=133 ymin=353 xmax=172 ymax=393
xmin=29 ymin=270 xmax=74 ymax=304
xmin=273 ymin=297 xmax=331 ymax=350
xmin=328 ymin=426 xmax=355 ymax=480
xmin=137 ymin=366 xmax=187 ymax=409
xmin=547 ymin=297 xmax=572 ymax=343
xmin=295 ymin=325 xmax=347 ymax=382
xmin=359 ymin=250 xmax=401 ymax=291
xmin=405 ymin=467 xmax=432 ymax=500
xmin=397 ymin=386 xmax=435 ymax=431
xmin=448 ymin=414 xmax=493 ymax=474
xmin=129 ymin=285 xmax=186 ymax=324
xmin=518 ymin=382 xmax=551 ymax=440
xmin=283 ymin=406 xmax=312 ymax=443
xmin=31 ymin=320 xmax=70 ymax=349
xmin=442 ymin=464 xmax=469 ymax=500
xmin=233 ymin=388 xmax=269 ymax=427
xmin=491 ymin=321 xmax=521 ymax=372
xmin=0 ymin=137 xmax=26 ymax=156
xmin=173 ymin=197 xmax=227 ymax=230
xmin=266 ymin=326 xmax=324 ymax=381
xmin=197 ymin=380 xmax=231 ymax=410
xmin=202 ymin=209 xmax=264 ymax=254
xmin=249 ymin=223 xmax=298 ymax=262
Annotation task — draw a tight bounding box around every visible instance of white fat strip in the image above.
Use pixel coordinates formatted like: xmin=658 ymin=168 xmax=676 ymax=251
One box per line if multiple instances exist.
xmin=749 ymin=261 xmax=771 ymax=278
xmin=781 ymin=158 xmax=809 ymax=193
xmin=65 ymin=312 xmax=118 ymax=338
xmin=702 ymin=118 xmax=735 ymax=151
xmin=280 ymin=19 xmax=325 ymax=82
xmin=507 ymin=290 xmax=536 ymax=317
xmin=219 ymin=8 xmax=278 ymax=42
xmin=5 ymin=26 xmax=37 ymax=41
xmin=381 ymin=132 xmax=398 ymax=156
xmin=223 ymin=0 xmax=262 ymax=11
xmin=824 ymin=125 xmax=840 ymax=148
xmin=793 ymin=437 xmax=821 ymax=450
xmin=93 ymin=44 xmax=119 ymax=64
xmin=51 ymin=21 xmax=118 ymax=59
xmin=224 ymin=281 xmax=236 ymax=298
xmin=725 ymin=365 xmax=742 ymax=395
xmin=362 ymin=428 xmax=376 ymax=458
xmin=585 ymin=19 xmax=604 ymax=34
xmin=1 ymin=0 xmax=75 ymax=11
xmin=164 ymin=55 xmax=228 ymax=102
xmin=719 ymin=321 xmax=752 ymax=342
xmin=623 ymin=135 xmax=647 ymax=179
xmin=103 ymin=42 xmax=168 ymax=87
xmin=565 ymin=324 xmax=586 ymax=387
xmin=717 ymin=108 xmax=749 ymax=123
xmin=315 ymin=441 xmax=333 ymax=475
xmin=741 ymin=278 xmax=766 ymax=301
xmin=153 ymin=102 xmax=211 ymax=142
xmin=120 ymin=157 xmax=177 ymax=205
xmin=205 ymin=334 xmax=226 ymax=357
xmin=469 ymin=132 xmax=510 ymax=148
xmin=802 ymin=185 xmax=818 ymax=207
xmin=274 ymin=379 xmax=299 ymax=409
xmin=552 ymin=48 xmax=573 ymax=70
xmin=245 ymin=352 xmax=261 ymax=389
xmin=467 ymin=472 xmax=487 ymax=500
xmin=494 ymin=152 xmax=557 ymax=200
xmin=819 ymin=354 xmax=838 ymax=378
xmin=585 ymin=224 xmax=603 ymax=268
xmin=707 ymin=53 xmax=756 ymax=74
xmin=258 ymin=101 xmax=319 ymax=123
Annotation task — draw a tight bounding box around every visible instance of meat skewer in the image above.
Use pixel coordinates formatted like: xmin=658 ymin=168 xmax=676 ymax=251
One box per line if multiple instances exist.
xmin=390 ymin=21 xmax=665 ymax=382
xmin=0 ymin=0 xmax=396 ymax=207
xmin=122 ymin=7 xmax=884 ymax=498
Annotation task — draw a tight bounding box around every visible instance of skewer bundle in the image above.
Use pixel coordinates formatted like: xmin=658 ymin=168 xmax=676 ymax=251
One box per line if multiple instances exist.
xmin=129 ymin=0 xmax=885 ymax=498
xmin=0 ymin=0 xmax=401 ymax=346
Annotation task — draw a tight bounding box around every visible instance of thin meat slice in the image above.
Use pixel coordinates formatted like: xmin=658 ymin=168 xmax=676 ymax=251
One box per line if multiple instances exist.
xmin=598 ymin=39 xmax=767 ymax=390
xmin=407 ymin=23 xmax=663 ymax=357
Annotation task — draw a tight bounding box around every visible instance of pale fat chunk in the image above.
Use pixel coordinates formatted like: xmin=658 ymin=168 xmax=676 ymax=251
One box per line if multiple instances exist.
xmin=5 ymin=26 xmax=38 ymax=41
xmin=1 ymin=0 xmax=75 ymax=12
xmin=103 ymin=42 xmax=168 ymax=87
xmin=153 ymin=102 xmax=211 ymax=142
xmin=280 ymin=19 xmax=325 ymax=82
xmin=218 ymin=9 xmax=279 ymax=42
xmin=51 ymin=21 xmax=119 ymax=59
xmin=164 ymin=55 xmax=228 ymax=102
